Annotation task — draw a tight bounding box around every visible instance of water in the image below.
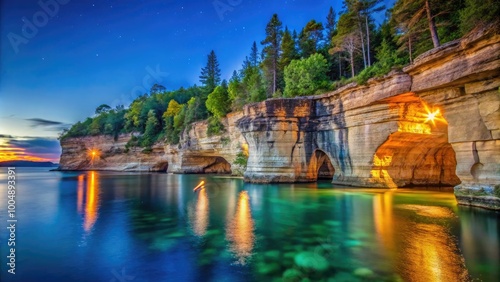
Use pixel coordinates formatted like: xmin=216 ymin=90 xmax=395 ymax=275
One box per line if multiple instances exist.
xmin=0 ymin=168 xmax=499 ymax=282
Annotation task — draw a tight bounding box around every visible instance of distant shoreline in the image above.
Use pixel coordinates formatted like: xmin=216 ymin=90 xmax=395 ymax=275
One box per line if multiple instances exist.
xmin=0 ymin=161 xmax=59 ymax=167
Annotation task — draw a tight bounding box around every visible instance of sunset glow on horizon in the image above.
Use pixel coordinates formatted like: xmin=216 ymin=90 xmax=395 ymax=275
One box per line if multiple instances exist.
xmin=0 ymin=136 xmax=60 ymax=163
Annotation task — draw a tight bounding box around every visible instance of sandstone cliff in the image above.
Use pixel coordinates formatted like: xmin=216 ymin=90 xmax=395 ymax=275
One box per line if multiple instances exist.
xmin=59 ymin=26 xmax=500 ymax=209
xmin=59 ymin=112 xmax=247 ymax=175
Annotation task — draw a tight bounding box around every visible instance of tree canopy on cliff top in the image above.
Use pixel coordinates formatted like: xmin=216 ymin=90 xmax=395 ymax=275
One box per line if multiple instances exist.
xmin=61 ymin=0 xmax=498 ymax=147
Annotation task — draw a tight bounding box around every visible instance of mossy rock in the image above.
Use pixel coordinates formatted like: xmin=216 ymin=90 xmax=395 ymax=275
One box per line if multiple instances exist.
xmin=282 ymin=268 xmax=303 ymax=282
xmin=264 ymin=250 xmax=281 ymax=261
xmin=353 ymin=267 xmax=374 ymax=278
xmin=257 ymin=262 xmax=281 ymax=275
xmin=294 ymin=252 xmax=329 ymax=273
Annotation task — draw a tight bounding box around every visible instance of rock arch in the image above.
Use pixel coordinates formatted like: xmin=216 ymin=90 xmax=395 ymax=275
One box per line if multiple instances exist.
xmin=369 ymin=131 xmax=460 ymax=188
xmin=203 ymin=157 xmax=232 ymax=174
xmin=308 ymin=149 xmax=335 ymax=181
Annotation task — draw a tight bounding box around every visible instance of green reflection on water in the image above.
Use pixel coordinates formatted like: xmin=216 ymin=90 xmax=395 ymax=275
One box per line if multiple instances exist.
xmin=125 ymin=175 xmax=497 ymax=281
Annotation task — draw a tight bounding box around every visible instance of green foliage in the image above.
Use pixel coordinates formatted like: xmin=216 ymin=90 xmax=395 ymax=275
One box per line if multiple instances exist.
xmin=460 ymin=0 xmax=500 ymax=34
xmin=232 ymin=150 xmax=249 ymax=176
xmin=355 ymin=39 xmax=406 ymax=84
xmin=141 ymin=110 xmax=160 ymax=147
xmin=163 ymin=100 xmax=182 ymax=117
xmin=95 ymin=104 xmax=111 ymax=115
xmin=234 ymin=151 xmax=248 ymax=167
xmin=261 ymin=13 xmax=283 ymax=96
xmin=494 ymin=185 xmax=500 ymax=198
xmin=206 ymin=86 xmax=230 ymax=118
xmin=206 ymin=116 xmax=225 ymax=136
xmin=284 ymin=53 xmax=330 ymax=97
xmin=299 ymin=20 xmax=324 ymax=58
xmin=220 ymin=137 xmax=231 ymax=147
xmin=199 ymin=50 xmax=221 ymax=93
xmin=125 ymin=135 xmax=140 ymax=152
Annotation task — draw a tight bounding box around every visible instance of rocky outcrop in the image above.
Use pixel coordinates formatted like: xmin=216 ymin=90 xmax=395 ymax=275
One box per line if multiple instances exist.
xmin=59 ymin=27 xmax=500 ymax=209
xmin=168 ymin=111 xmax=247 ymax=174
xmin=58 ymin=134 xmax=169 ymax=172
xmin=237 ymin=26 xmax=499 ymax=209
xmin=59 ymin=112 xmax=247 ymax=174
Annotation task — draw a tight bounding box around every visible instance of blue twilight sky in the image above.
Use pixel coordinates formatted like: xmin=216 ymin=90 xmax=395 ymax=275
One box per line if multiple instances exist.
xmin=0 ymin=0 xmax=394 ymax=162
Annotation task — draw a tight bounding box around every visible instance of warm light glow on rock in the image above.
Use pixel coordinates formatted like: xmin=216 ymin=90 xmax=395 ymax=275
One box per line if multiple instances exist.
xmin=87 ymin=148 xmax=100 ymax=165
xmin=241 ymin=143 xmax=249 ymax=157
xmin=420 ymin=102 xmax=447 ymax=126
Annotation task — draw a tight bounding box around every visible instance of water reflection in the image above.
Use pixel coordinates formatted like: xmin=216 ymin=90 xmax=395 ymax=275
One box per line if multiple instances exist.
xmin=459 ymin=206 xmax=500 ymax=281
xmin=77 ymin=174 xmax=84 ymax=213
xmin=189 ymin=188 xmax=209 ymax=236
xmin=226 ymin=191 xmax=255 ymax=265
xmin=373 ymin=191 xmax=395 ymax=254
xmin=395 ymin=204 xmax=470 ymax=282
xmin=78 ymin=172 xmax=100 ymax=233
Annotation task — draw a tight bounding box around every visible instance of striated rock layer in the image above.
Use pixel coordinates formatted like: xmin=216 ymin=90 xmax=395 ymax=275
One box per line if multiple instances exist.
xmin=237 ymin=26 xmax=500 ymax=209
xmin=59 ymin=27 xmax=500 ymax=209
xmin=59 ymin=112 xmax=247 ymax=175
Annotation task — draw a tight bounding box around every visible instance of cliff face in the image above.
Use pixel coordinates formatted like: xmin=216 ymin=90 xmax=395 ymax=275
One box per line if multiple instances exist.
xmin=59 ymin=112 xmax=247 ymax=175
xmin=59 ymin=27 xmax=500 ymax=209
xmin=59 ymin=134 xmax=169 ymax=172
xmin=237 ymin=27 xmax=499 ymax=209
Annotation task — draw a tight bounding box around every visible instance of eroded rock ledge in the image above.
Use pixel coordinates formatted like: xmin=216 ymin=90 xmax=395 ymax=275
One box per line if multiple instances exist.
xmin=59 ymin=27 xmax=500 ymax=209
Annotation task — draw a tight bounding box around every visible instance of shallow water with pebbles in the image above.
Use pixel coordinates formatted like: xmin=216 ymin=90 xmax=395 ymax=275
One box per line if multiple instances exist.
xmin=0 ymin=168 xmax=498 ymax=281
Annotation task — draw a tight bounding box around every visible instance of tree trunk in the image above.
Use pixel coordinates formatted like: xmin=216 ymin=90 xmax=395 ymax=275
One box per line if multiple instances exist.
xmin=365 ymin=15 xmax=371 ymax=66
xmin=339 ymin=53 xmax=342 ymax=78
xmin=357 ymin=16 xmax=367 ymax=69
xmin=425 ymin=0 xmax=440 ymax=48
xmin=349 ymin=50 xmax=355 ymax=78
xmin=409 ymin=36 xmax=413 ymax=64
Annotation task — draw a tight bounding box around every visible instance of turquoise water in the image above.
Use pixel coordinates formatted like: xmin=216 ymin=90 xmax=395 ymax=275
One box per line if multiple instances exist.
xmin=0 ymin=168 xmax=498 ymax=281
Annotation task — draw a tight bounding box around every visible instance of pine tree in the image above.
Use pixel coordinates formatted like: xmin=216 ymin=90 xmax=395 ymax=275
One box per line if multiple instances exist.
xmin=249 ymin=41 xmax=260 ymax=67
xmin=299 ymin=20 xmax=325 ymax=58
xmin=279 ymin=27 xmax=299 ymax=91
xmin=331 ymin=12 xmax=362 ymax=78
xmin=325 ymin=7 xmax=340 ymax=80
xmin=261 ymin=14 xmax=283 ymax=97
xmin=459 ymin=0 xmax=500 ymax=34
xmin=326 ymin=7 xmax=337 ymax=42
xmin=199 ymin=50 xmax=221 ymax=93
xmin=392 ymin=0 xmax=441 ymax=49
xmin=359 ymin=0 xmax=385 ymax=66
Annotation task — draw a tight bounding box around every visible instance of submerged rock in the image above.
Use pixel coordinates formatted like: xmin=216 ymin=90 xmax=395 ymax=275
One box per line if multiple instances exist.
xmin=294 ymin=252 xmax=329 ymax=273
xmin=282 ymin=268 xmax=303 ymax=282
xmin=257 ymin=262 xmax=281 ymax=275
xmin=353 ymin=267 xmax=374 ymax=278
xmin=264 ymin=250 xmax=281 ymax=261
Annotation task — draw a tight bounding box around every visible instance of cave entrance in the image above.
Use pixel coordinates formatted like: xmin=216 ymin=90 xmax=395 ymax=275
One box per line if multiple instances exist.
xmin=203 ymin=157 xmax=232 ymax=174
xmin=309 ymin=150 xmax=335 ymax=181
xmin=370 ymin=131 xmax=460 ymax=188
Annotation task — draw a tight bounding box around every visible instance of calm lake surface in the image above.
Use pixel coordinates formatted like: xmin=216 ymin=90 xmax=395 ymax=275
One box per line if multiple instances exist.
xmin=0 ymin=168 xmax=499 ymax=282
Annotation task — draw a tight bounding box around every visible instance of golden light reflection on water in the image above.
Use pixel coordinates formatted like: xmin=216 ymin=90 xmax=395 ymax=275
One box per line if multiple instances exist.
xmin=226 ymin=191 xmax=255 ymax=265
xmin=373 ymin=191 xmax=395 ymax=254
xmin=190 ymin=188 xmax=209 ymax=236
xmin=397 ymin=222 xmax=470 ymax=282
xmin=77 ymin=174 xmax=84 ymax=213
xmin=370 ymin=189 xmax=471 ymax=281
xmin=83 ymin=172 xmax=100 ymax=232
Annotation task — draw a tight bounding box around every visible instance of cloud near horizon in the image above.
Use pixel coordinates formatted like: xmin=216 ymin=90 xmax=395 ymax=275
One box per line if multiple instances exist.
xmin=26 ymin=118 xmax=71 ymax=132
xmin=0 ymin=136 xmax=61 ymax=163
